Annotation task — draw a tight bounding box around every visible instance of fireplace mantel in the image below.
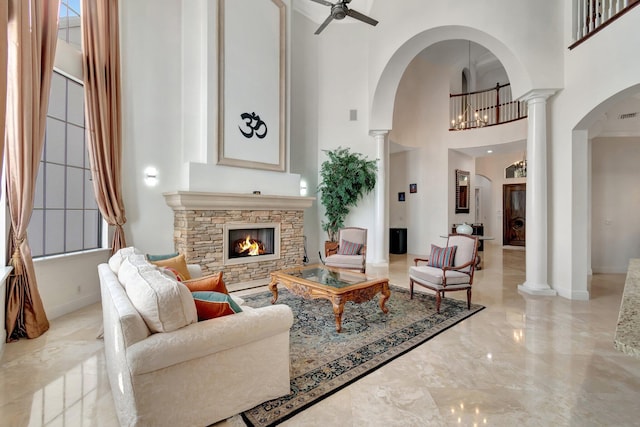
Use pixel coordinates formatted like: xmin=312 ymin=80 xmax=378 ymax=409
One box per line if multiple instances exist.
xmin=163 ymin=191 xmax=315 ymax=211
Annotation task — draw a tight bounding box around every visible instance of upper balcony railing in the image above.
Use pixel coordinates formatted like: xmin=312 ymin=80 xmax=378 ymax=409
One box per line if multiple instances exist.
xmin=449 ymin=83 xmax=528 ymax=131
xmin=571 ymin=0 xmax=639 ymax=49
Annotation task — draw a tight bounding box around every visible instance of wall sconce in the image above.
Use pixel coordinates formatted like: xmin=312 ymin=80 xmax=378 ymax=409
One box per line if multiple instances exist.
xmin=144 ymin=166 xmax=158 ymax=187
xmin=300 ymin=179 xmax=308 ymax=196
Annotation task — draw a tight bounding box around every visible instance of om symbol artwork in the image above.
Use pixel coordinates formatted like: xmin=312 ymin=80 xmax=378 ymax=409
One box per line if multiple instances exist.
xmin=239 ymin=112 xmax=268 ymax=139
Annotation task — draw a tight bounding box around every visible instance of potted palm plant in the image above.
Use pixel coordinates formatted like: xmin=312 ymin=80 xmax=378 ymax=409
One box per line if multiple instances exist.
xmin=318 ymin=147 xmax=378 ymax=245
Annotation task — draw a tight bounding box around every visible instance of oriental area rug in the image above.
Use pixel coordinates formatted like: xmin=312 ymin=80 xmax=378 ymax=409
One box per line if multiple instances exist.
xmin=239 ymin=285 xmax=485 ymax=427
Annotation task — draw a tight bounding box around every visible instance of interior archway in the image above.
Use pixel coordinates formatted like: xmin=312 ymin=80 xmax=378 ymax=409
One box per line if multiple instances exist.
xmin=369 ymin=25 xmax=532 ymax=130
xmin=571 ymin=84 xmax=640 ymax=294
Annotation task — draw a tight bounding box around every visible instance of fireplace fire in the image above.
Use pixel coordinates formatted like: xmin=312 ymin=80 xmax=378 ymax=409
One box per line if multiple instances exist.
xmin=233 ymin=235 xmax=266 ymax=257
xmin=225 ymin=223 xmax=280 ymax=265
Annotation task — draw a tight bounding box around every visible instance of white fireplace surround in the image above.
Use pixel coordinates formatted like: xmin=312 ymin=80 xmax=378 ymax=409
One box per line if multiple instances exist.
xmin=163 ymin=191 xmax=315 ymax=211
xmin=223 ymin=222 xmax=281 ymax=266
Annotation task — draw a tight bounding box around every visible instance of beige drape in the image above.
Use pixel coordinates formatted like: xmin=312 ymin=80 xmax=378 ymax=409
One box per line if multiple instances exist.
xmin=5 ymin=0 xmax=60 ymax=340
xmin=0 ymin=1 xmax=7 ymax=171
xmin=81 ymin=0 xmax=127 ymax=254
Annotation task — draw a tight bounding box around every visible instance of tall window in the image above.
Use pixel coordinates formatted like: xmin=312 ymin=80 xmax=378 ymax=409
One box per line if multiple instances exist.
xmin=27 ymin=71 xmax=102 ymax=258
xmin=58 ymin=0 xmax=81 ymax=48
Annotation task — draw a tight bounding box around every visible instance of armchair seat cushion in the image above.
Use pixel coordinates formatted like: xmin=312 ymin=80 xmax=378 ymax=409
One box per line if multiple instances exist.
xmin=325 ymin=254 xmax=365 ymax=269
xmin=409 ymin=266 xmax=472 ymax=286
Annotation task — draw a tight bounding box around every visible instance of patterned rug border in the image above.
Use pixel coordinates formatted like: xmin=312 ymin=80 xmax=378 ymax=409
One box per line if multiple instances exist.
xmin=240 ymin=285 xmax=485 ymax=427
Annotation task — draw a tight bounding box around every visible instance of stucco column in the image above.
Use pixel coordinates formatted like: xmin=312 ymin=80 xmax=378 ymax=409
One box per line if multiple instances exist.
xmin=518 ymin=90 xmax=557 ymax=296
xmin=370 ymin=130 xmax=389 ymax=269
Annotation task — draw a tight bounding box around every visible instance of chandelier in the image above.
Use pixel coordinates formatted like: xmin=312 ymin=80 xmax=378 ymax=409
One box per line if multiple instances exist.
xmin=450 ymin=41 xmax=488 ymax=130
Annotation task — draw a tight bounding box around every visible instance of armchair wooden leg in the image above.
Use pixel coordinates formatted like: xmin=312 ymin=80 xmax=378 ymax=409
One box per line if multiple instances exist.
xmin=409 ymin=279 xmax=414 ymax=299
xmin=467 ymin=288 xmax=472 ymax=310
xmin=435 ymin=291 xmax=442 ymax=313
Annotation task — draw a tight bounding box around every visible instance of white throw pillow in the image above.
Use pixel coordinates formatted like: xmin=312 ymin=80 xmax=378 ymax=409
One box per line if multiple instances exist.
xmin=124 ymin=266 xmax=197 ymax=333
xmin=108 ymin=246 xmax=142 ymax=273
xmin=118 ymin=254 xmax=157 ymax=288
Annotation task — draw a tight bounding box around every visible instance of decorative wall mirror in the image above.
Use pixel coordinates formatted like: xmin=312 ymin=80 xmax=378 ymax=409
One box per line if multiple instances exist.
xmin=455 ymin=169 xmax=470 ymax=213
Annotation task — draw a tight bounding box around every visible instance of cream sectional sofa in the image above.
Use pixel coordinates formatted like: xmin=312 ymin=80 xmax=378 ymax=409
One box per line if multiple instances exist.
xmin=99 ymin=248 xmax=294 ymax=427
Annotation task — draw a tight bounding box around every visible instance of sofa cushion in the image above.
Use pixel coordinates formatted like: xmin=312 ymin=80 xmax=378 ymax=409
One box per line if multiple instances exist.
xmin=409 ymin=265 xmax=471 ymax=286
xmin=183 ymin=272 xmax=228 ymax=294
xmin=324 ymin=254 xmax=364 ymax=268
xmin=125 ymin=267 xmax=197 ymax=333
xmin=150 ymin=253 xmax=191 ymax=281
xmin=108 ymin=246 xmax=142 ymax=274
xmin=192 ymin=291 xmax=243 ymax=320
xmin=146 ymin=252 xmax=179 ymax=262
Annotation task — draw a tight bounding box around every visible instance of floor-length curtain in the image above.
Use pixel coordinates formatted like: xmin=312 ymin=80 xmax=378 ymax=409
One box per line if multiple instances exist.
xmin=0 ymin=1 xmax=8 ymax=172
xmin=81 ymin=0 xmax=127 ymax=254
xmin=5 ymin=0 xmax=60 ymax=340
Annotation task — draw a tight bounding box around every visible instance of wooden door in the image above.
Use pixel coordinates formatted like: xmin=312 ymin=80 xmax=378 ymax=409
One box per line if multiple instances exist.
xmin=503 ymin=184 xmax=526 ymax=246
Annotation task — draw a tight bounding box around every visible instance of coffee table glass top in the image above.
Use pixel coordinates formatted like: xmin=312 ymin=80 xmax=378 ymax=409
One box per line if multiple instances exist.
xmin=285 ymin=266 xmax=368 ymax=289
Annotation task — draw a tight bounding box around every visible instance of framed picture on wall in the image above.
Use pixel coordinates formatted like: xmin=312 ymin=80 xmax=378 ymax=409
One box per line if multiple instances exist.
xmin=217 ymin=0 xmax=286 ymax=171
xmin=409 ymin=183 xmax=417 ymax=193
xmin=398 ymin=192 xmax=405 ymax=201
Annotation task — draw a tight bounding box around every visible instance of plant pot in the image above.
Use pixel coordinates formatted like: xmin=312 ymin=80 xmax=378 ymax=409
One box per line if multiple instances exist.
xmin=324 ymin=241 xmax=339 ymax=257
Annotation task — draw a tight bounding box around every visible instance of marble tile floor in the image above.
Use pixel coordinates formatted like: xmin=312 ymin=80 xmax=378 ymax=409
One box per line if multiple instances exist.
xmin=2 ymin=244 xmax=640 ymax=426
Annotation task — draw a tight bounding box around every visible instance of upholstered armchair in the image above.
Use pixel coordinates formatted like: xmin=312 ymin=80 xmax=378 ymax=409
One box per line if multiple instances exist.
xmin=408 ymin=234 xmax=479 ymax=313
xmin=324 ymin=227 xmax=367 ymax=273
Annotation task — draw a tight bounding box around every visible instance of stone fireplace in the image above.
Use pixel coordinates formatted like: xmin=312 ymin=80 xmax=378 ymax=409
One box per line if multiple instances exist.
xmin=163 ymin=191 xmax=314 ymax=285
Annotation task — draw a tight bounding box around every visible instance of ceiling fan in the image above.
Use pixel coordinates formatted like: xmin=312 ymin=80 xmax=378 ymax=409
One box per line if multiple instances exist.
xmin=310 ymin=0 xmax=379 ymax=35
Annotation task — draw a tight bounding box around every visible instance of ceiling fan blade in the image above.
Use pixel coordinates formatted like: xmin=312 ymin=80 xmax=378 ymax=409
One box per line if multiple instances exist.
xmin=345 ymin=8 xmax=378 ymax=27
xmin=309 ymin=0 xmax=334 ymax=7
xmin=314 ymin=14 xmax=334 ymax=35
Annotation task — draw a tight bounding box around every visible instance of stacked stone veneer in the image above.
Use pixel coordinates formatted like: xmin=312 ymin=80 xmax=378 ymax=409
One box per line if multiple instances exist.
xmin=173 ymin=209 xmax=305 ymax=284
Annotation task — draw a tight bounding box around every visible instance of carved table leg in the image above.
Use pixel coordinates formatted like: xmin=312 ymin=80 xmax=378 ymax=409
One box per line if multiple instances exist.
xmin=268 ymin=278 xmax=279 ymax=304
xmin=379 ymin=282 xmax=391 ymax=314
xmin=331 ymin=297 xmax=345 ymax=333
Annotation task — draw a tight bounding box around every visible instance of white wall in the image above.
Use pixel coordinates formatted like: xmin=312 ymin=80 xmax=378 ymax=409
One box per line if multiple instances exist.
xmin=389 ymin=150 xmax=410 ymax=229
xmin=591 ymin=137 xmax=640 ymax=273
xmin=34 ymin=250 xmax=110 ymax=320
xmin=120 ymin=0 xmax=183 ymax=253
xmin=474 ymin=175 xmax=492 ymax=233
xmin=291 ymin=12 xmax=321 ymax=264
xmin=549 ymin=5 xmax=640 ymax=298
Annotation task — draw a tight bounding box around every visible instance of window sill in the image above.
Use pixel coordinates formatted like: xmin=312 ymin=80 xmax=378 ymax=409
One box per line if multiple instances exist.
xmin=33 ymin=248 xmax=111 ymax=264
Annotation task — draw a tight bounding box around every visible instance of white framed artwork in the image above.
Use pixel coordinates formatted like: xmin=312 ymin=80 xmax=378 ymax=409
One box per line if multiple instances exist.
xmin=218 ymin=0 xmax=286 ymax=171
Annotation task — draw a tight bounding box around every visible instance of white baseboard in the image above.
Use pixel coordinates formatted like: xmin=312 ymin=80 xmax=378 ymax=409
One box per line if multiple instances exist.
xmin=227 ymin=277 xmax=270 ymax=292
xmin=46 ymin=292 xmax=101 ymax=320
xmin=591 ymin=266 xmax=628 ymax=274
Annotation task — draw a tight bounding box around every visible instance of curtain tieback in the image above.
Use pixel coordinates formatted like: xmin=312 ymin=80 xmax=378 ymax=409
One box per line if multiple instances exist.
xmin=10 ymin=243 xmax=24 ymax=276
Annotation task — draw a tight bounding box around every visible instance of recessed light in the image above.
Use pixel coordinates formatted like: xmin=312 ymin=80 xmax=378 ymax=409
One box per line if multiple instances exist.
xmin=487 ymin=150 xmax=493 ymax=154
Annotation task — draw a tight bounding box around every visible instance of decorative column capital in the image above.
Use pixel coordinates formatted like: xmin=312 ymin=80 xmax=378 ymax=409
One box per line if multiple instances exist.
xmin=369 ymin=129 xmax=389 ymax=138
xmin=520 ymin=89 xmax=558 ymax=104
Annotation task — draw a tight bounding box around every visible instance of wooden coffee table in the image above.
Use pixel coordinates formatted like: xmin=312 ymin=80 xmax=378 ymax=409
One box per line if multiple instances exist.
xmin=269 ymin=264 xmax=390 ymax=332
